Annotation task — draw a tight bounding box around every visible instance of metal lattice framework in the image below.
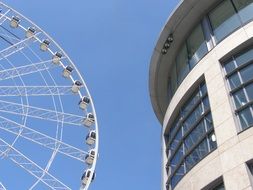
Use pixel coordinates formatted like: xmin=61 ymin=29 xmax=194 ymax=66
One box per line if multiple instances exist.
xmin=0 ymin=2 xmax=99 ymax=190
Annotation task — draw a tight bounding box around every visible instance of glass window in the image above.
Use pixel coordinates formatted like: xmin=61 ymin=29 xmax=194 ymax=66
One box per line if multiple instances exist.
xmin=183 ymin=104 xmax=203 ymax=133
xmin=169 ymin=115 xmax=180 ymax=140
xmin=185 ymin=121 xmax=205 ymax=151
xmin=240 ymin=64 xmax=253 ymax=83
xmin=228 ymin=72 xmax=241 ymax=90
xmin=171 ymin=64 xmax=178 ymax=95
xmin=205 ymin=113 xmax=213 ymax=131
xmin=200 ymin=83 xmax=207 ymax=96
xmin=185 ymin=139 xmax=209 ymax=170
xmin=166 ymin=82 xmax=216 ymax=189
xmin=209 ymin=0 xmax=241 ymax=42
xmin=203 ymin=96 xmax=210 ymax=111
xmin=187 ymin=24 xmax=208 ymax=69
xmin=224 ymin=59 xmax=236 ymax=73
xmin=170 ymin=129 xmax=182 ymax=156
xmin=168 ymin=78 xmax=173 ymax=102
xmin=170 ymin=164 xmax=185 ymax=189
xmin=238 ymin=107 xmax=253 ymax=129
xmin=232 ymin=89 xmax=247 ymax=108
xmin=176 ymin=44 xmax=189 ymax=84
xmin=235 ymin=48 xmax=253 ymax=67
xmin=233 ymin=0 xmax=253 ymax=23
xmin=181 ymin=91 xmax=201 ymax=118
xmin=246 ymin=83 xmax=253 ymax=101
xmin=170 ymin=145 xmax=184 ymax=173
xmin=224 ymin=47 xmax=253 ymax=132
xmin=167 ymin=1 xmax=253 ymax=105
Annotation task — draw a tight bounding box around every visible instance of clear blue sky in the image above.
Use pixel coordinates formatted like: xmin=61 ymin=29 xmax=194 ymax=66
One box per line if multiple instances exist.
xmin=3 ymin=0 xmax=178 ymax=189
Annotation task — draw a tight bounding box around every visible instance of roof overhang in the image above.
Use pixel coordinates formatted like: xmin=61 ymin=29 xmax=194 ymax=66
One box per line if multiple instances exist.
xmin=149 ymin=0 xmax=222 ymax=124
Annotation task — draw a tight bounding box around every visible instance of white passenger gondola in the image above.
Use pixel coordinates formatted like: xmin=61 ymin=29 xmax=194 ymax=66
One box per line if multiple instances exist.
xmin=52 ymin=52 xmax=62 ymax=64
xmin=62 ymin=65 xmax=73 ymax=78
xmin=26 ymin=27 xmax=36 ymax=38
xmin=10 ymin=16 xmax=20 ymax=28
xmin=40 ymin=39 xmax=50 ymax=51
xmin=85 ymin=149 xmax=95 ymax=165
xmin=85 ymin=130 xmax=96 ymax=145
xmin=71 ymin=80 xmax=82 ymax=93
xmin=79 ymin=96 xmax=90 ymax=110
xmin=83 ymin=113 xmax=95 ymax=127
xmin=81 ymin=170 xmax=95 ymax=186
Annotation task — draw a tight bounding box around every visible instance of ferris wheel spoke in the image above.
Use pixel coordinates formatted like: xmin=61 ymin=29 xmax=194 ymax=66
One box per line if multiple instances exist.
xmin=0 ymin=59 xmax=62 ymax=81
xmin=0 ymin=86 xmax=73 ymax=96
xmin=0 ymin=32 xmax=19 ymax=42
xmin=0 ymin=115 xmax=88 ymax=162
xmin=0 ymin=100 xmax=84 ymax=126
xmin=0 ymin=138 xmax=71 ymax=190
xmin=0 ymin=9 xmax=10 ymax=25
xmin=0 ymin=34 xmax=39 ymax=60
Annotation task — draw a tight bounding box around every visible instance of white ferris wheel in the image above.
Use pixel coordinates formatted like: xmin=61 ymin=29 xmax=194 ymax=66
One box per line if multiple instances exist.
xmin=0 ymin=2 xmax=99 ymax=190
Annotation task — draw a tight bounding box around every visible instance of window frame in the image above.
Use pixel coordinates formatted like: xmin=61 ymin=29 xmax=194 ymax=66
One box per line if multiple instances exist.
xmin=223 ymin=47 xmax=253 ymax=131
xmin=165 ymin=82 xmax=217 ymax=189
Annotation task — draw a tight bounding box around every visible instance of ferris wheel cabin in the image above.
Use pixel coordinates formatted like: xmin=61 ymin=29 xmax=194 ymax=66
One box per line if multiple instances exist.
xmin=79 ymin=96 xmax=90 ymax=110
xmin=81 ymin=169 xmax=95 ymax=186
xmin=10 ymin=16 xmax=20 ymax=28
xmin=40 ymin=39 xmax=50 ymax=51
xmin=83 ymin=113 xmax=95 ymax=127
xmin=52 ymin=52 xmax=62 ymax=65
xmin=71 ymin=80 xmax=82 ymax=93
xmin=26 ymin=27 xmax=36 ymax=38
xmin=62 ymin=65 xmax=73 ymax=78
xmin=85 ymin=130 xmax=96 ymax=145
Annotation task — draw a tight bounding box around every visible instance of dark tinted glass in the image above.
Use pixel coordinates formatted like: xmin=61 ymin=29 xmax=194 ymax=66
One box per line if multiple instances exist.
xmin=187 ymin=24 xmax=208 ymax=69
xmin=209 ymin=0 xmax=241 ymax=42
xmin=238 ymin=107 xmax=253 ymax=129
xmin=233 ymin=0 xmax=253 ymax=23
xmin=240 ymin=64 xmax=253 ymax=83
xmin=228 ymin=72 xmax=241 ymax=90
xmin=176 ymin=44 xmax=189 ymax=83
xmin=232 ymin=89 xmax=247 ymax=108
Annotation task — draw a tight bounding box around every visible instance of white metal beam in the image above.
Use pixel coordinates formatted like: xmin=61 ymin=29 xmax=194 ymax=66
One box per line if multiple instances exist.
xmin=0 ymin=59 xmax=61 ymax=81
xmin=0 ymin=115 xmax=88 ymax=161
xmin=0 ymin=100 xmax=84 ymax=126
xmin=0 ymin=86 xmax=73 ymax=96
xmin=0 ymin=138 xmax=71 ymax=190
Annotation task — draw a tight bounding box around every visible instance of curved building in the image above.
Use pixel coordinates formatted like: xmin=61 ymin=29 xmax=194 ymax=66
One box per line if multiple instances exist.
xmin=149 ymin=0 xmax=253 ymax=190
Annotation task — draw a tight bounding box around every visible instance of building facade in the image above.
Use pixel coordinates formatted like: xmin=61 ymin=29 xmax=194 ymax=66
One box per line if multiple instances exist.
xmin=149 ymin=0 xmax=253 ymax=190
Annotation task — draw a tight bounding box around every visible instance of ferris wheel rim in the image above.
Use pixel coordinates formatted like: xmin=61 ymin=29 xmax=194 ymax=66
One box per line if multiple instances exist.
xmin=0 ymin=2 xmax=99 ymax=190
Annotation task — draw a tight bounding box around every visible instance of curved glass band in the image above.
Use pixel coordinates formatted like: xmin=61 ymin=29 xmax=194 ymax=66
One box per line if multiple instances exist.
xmin=168 ymin=0 xmax=253 ymax=105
